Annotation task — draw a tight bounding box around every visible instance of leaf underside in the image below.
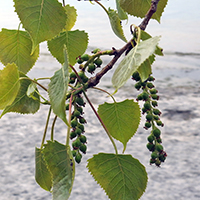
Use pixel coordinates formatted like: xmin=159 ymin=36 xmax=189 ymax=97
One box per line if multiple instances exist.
xmin=87 ymin=153 xmax=148 ymax=200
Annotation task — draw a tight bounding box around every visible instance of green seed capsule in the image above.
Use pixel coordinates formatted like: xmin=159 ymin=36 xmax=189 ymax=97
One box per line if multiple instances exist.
xmin=151 ymin=152 xmax=158 ymax=159
xmin=150 ymin=88 xmax=157 ymax=94
xmin=146 ymin=113 xmax=153 ymax=121
xmin=76 ymin=97 xmax=85 ymax=106
xmin=135 ymin=82 xmax=142 ymax=90
xmin=132 ymin=71 xmax=141 ymax=81
xmin=153 ymin=108 xmax=161 ymax=116
xmin=151 ymin=94 xmax=159 ymax=100
xmin=70 ymin=131 xmax=77 ymax=139
xmin=148 ymin=76 xmax=155 ymax=81
xmin=144 ymin=101 xmax=151 ymax=110
xmin=156 ymin=137 xmax=162 ymax=143
xmin=155 ymin=159 xmax=161 ymax=167
xmin=92 ymin=48 xmax=101 ymax=54
xmin=151 ymin=101 xmax=158 ymax=107
xmin=159 ymin=154 xmax=166 ymax=162
xmin=81 ymin=54 xmax=90 ymax=61
xmin=79 ymin=144 xmax=87 ymax=154
xmin=71 ymin=150 xmax=77 ymax=157
xmin=65 ymin=104 xmax=69 ymax=110
xmin=156 ymin=120 xmax=163 ymax=126
xmin=155 ymin=144 xmax=163 ymax=152
xmin=79 ymin=135 xmax=87 ymax=143
xmin=87 ymin=63 xmax=96 ymax=73
xmin=146 ymin=143 xmax=155 ymax=151
xmin=76 ymin=106 xmax=83 ymax=114
xmin=142 ymin=92 xmax=149 ymax=101
xmin=153 ymin=115 xmax=159 ymax=120
xmin=147 ymin=135 xmax=155 ymax=143
xmin=72 ymin=139 xmax=81 ymax=149
xmin=94 ymin=58 xmax=103 ymax=66
xmin=73 ymin=110 xmax=81 ymax=117
xmin=153 ymin=128 xmax=161 ymax=138
xmin=79 ymin=117 xmax=87 ymax=124
xmin=75 ymin=152 xmax=82 ymax=164
xmin=75 ymin=127 xmax=82 ymax=135
xmin=150 ymin=158 xmax=156 ymax=164
xmin=147 ymin=82 xmax=154 ymax=89
xmin=145 ymin=122 xmax=151 ymax=128
xmin=77 ymin=58 xmax=83 ymax=64
xmin=71 ymin=118 xmax=78 ymax=128
xmin=70 ymin=72 xmax=77 ymax=79
xmin=77 ymin=123 xmax=85 ymax=132
xmin=69 ymin=78 xmax=76 ymax=84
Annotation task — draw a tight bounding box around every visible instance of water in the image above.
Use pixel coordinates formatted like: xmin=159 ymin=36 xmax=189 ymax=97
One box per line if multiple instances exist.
xmin=0 ymin=0 xmax=200 ymax=199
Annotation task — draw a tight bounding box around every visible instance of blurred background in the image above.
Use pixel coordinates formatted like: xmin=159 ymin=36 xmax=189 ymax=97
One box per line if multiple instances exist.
xmin=0 ymin=0 xmax=200 ymax=199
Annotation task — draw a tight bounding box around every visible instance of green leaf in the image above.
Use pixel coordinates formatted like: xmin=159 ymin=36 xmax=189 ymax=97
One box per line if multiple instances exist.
xmin=64 ymin=4 xmax=77 ymax=31
xmin=137 ymin=54 xmax=155 ymax=82
xmin=140 ymin=30 xmax=163 ymax=56
xmin=116 ymin=0 xmax=128 ymax=20
xmin=43 ymin=140 xmax=75 ymax=200
xmin=119 ymin=0 xmax=168 ymax=22
xmin=0 ymin=73 xmax=40 ymax=117
xmin=48 ymin=30 xmax=88 ymax=66
xmin=108 ymin=8 xmax=127 ymax=42
xmin=48 ymin=46 xmax=69 ymax=126
xmin=35 ymin=147 xmax=52 ymax=191
xmin=0 ymin=63 xmax=20 ymax=110
xmin=14 ymin=0 xmax=67 ymax=54
xmin=0 ymin=29 xmax=39 ymax=74
xmin=87 ymin=153 xmax=148 ymax=200
xmin=112 ymin=36 xmax=160 ymax=90
xmin=98 ymin=99 xmax=140 ymax=151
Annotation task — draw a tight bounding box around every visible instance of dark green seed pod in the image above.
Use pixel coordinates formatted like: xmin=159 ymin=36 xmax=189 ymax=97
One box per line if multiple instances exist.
xmin=135 ymin=82 xmax=142 ymax=90
xmin=70 ymin=131 xmax=77 ymax=139
xmin=155 ymin=144 xmax=163 ymax=152
xmin=145 ymin=122 xmax=151 ymax=128
xmin=151 ymin=94 xmax=159 ymax=100
xmin=144 ymin=101 xmax=151 ymax=110
xmin=146 ymin=143 xmax=155 ymax=151
xmin=146 ymin=113 xmax=153 ymax=121
xmin=147 ymin=82 xmax=154 ymax=89
xmin=94 ymin=58 xmax=103 ymax=66
xmin=153 ymin=108 xmax=161 ymax=116
xmin=159 ymin=154 xmax=166 ymax=162
xmin=132 ymin=71 xmax=141 ymax=81
xmin=87 ymin=63 xmax=96 ymax=73
xmin=77 ymin=58 xmax=83 ymax=64
xmin=70 ymin=72 xmax=77 ymax=79
xmin=151 ymin=152 xmax=158 ymax=159
xmin=79 ymin=117 xmax=87 ymax=124
xmin=155 ymin=159 xmax=161 ymax=167
xmin=156 ymin=137 xmax=162 ymax=143
xmin=75 ymin=127 xmax=82 ymax=135
xmin=79 ymin=135 xmax=87 ymax=143
xmin=142 ymin=107 xmax=148 ymax=114
xmin=69 ymin=78 xmax=76 ymax=84
xmin=141 ymin=82 xmax=147 ymax=87
xmin=71 ymin=118 xmax=78 ymax=128
xmin=142 ymin=92 xmax=149 ymax=101
xmin=150 ymin=88 xmax=157 ymax=94
xmin=65 ymin=104 xmax=69 ymax=110
xmin=71 ymin=150 xmax=77 ymax=157
xmin=76 ymin=106 xmax=83 ymax=114
xmin=150 ymin=158 xmax=156 ymax=164
xmin=73 ymin=110 xmax=81 ymax=117
xmin=136 ymin=93 xmax=143 ymax=101
xmin=75 ymin=152 xmax=82 ymax=164
xmin=76 ymin=97 xmax=85 ymax=106
xmin=153 ymin=128 xmax=161 ymax=138
xmin=156 ymin=120 xmax=164 ymax=126
xmin=153 ymin=115 xmax=159 ymax=120
xmin=77 ymin=123 xmax=85 ymax=132
xmin=148 ymin=76 xmax=155 ymax=81
xmin=81 ymin=54 xmax=90 ymax=61
xmin=151 ymin=101 xmax=158 ymax=107
xmin=79 ymin=144 xmax=87 ymax=154
xmin=147 ymin=135 xmax=155 ymax=143
xmin=72 ymin=139 xmax=82 ymax=149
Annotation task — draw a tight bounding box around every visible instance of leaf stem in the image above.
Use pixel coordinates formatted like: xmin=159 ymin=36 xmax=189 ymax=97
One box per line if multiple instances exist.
xmin=82 ymin=90 xmax=118 ymax=155
xmin=94 ymin=0 xmax=108 ymax=15
xmin=41 ymin=107 xmax=52 ymax=148
xmin=51 ymin=115 xmax=57 ymax=141
xmin=19 ymin=77 xmax=48 ymax=92
xmin=66 ymin=94 xmax=73 ymax=146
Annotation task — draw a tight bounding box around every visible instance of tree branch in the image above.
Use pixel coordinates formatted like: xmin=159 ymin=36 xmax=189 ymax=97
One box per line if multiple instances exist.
xmin=83 ymin=0 xmax=160 ymax=89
